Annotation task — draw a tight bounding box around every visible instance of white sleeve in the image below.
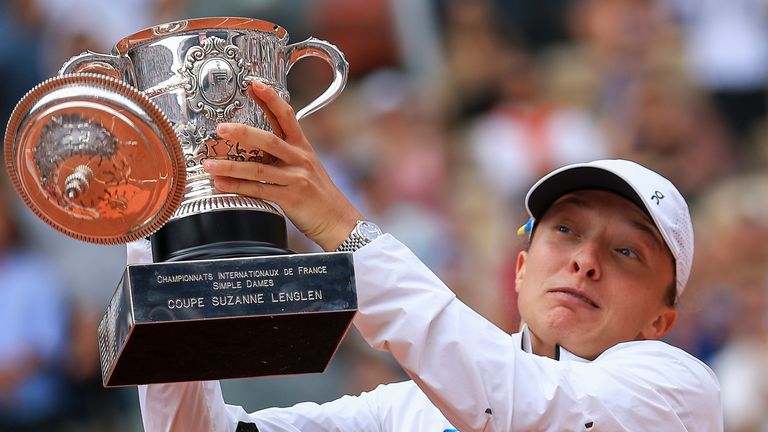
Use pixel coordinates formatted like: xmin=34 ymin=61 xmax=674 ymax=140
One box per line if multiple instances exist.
xmin=128 ymin=240 xmax=233 ymax=431
xmin=138 ymin=378 xmax=386 ymax=432
xmin=352 ymin=234 xmax=723 ymax=432
xmin=139 ymin=381 xmax=234 ymax=432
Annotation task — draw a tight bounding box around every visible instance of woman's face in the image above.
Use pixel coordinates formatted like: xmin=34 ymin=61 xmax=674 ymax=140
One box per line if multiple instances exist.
xmin=515 ymin=190 xmax=677 ymax=360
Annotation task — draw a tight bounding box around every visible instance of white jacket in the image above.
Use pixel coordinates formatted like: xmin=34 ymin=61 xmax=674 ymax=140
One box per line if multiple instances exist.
xmin=135 ymin=234 xmax=723 ymax=431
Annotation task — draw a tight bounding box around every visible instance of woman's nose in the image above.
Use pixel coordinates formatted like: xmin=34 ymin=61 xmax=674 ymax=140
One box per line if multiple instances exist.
xmin=571 ymin=243 xmax=601 ymax=280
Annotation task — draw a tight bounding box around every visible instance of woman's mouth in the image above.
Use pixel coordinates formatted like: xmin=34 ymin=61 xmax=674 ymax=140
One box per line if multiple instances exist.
xmin=549 ymin=288 xmax=600 ymax=308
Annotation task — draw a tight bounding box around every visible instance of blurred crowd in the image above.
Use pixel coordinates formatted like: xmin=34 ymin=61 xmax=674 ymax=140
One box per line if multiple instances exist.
xmin=0 ymin=0 xmax=767 ymax=430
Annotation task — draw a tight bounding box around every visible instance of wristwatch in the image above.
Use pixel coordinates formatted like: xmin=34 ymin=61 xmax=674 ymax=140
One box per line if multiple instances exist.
xmin=336 ymin=220 xmax=383 ymax=252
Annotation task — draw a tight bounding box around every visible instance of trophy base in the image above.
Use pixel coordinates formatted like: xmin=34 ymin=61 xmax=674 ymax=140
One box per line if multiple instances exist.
xmin=98 ymin=252 xmax=356 ymax=387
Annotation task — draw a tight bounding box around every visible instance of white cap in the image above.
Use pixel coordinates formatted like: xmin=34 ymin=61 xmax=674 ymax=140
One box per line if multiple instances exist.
xmin=525 ymin=159 xmax=694 ymax=301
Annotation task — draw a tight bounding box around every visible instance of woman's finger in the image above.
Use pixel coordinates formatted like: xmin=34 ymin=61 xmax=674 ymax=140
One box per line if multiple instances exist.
xmin=203 ymin=159 xmax=291 ymax=185
xmin=216 ymin=123 xmax=299 ymax=164
xmin=248 ymin=83 xmax=284 ymax=139
xmin=247 ymin=80 xmax=306 ymax=144
xmin=212 ymin=175 xmax=285 ymax=203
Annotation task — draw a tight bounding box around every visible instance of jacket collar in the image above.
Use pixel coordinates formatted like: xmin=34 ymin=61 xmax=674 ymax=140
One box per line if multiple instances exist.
xmin=520 ymin=324 xmax=590 ymax=363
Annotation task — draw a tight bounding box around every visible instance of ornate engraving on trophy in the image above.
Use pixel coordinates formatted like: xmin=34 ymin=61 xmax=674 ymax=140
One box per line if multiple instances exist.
xmin=36 ymin=114 xmax=129 ymax=216
xmin=173 ymin=117 xmax=277 ymax=206
xmin=33 ymin=112 xmax=160 ymax=220
xmin=175 ymin=119 xmax=275 ymax=171
xmin=182 ymin=36 xmax=248 ymax=121
xmin=36 ymin=114 xmax=117 ymax=186
xmin=175 ymin=120 xmax=211 ymax=168
xmin=223 ymin=140 xmax=275 ymax=163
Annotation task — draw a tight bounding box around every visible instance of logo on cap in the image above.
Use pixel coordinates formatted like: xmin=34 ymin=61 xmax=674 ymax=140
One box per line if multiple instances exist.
xmin=651 ymin=190 xmax=664 ymax=205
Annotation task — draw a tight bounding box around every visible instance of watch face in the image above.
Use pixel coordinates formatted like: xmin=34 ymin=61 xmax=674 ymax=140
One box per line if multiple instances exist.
xmin=358 ymin=221 xmax=382 ymax=241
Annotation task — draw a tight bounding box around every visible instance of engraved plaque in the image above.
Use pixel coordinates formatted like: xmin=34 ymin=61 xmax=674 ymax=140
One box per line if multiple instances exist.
xmin=98 ymin=252 xmax=356 ymax=387
xmin=199 ymin=58 xmax=236 ymax=105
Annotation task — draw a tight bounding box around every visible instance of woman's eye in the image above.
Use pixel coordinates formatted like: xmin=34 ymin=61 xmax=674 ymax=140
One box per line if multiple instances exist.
xmin=556 ymin=225 xmax=572 ymax=234
xmin=616 ymin=247 xmax=639 ymax=259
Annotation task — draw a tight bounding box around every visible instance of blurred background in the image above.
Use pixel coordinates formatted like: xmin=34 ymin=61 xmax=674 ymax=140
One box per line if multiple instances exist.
xmin=0 ymin=0 xmax=767 ymax=430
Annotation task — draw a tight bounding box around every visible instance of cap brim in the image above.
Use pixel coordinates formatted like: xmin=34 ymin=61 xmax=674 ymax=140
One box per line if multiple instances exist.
xmin=527 ymin=166 xmax=649 ymax=220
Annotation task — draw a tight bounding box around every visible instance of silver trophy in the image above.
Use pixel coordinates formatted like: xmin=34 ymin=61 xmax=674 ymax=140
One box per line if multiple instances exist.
xmin=5 ymin=18 xmax=356 ymax=387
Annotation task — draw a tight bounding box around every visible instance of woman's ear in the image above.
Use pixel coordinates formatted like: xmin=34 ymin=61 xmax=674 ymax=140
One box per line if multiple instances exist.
xmin=643 ymin=307 xmax=678 ymax=339
xmin=515 ymin=251 xmax=528 ymax=294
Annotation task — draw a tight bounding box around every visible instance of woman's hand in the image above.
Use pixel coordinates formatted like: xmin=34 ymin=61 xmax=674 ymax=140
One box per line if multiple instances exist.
xmin=202 ymin=80 xmax=364 ymax=251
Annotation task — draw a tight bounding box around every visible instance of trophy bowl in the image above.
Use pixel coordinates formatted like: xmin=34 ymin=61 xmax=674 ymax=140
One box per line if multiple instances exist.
xmin=4 ymin=17 xmax=356 ymax=387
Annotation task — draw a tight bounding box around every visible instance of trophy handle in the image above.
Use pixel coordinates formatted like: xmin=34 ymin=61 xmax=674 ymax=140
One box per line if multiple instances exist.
xmin=58 ymin=51 xmax=127 ymax=81
xmin=285 ymin=38 xmax=349 ymax=120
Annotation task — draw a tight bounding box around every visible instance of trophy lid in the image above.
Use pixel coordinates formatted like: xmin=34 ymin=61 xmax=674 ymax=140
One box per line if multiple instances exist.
xmin=4 ymin=73 xmax=186 ymax=244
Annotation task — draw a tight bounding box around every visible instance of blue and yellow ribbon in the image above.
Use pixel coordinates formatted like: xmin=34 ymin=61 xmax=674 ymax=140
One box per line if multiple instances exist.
xmin=517 ymin=217 xmax=534 ymax=236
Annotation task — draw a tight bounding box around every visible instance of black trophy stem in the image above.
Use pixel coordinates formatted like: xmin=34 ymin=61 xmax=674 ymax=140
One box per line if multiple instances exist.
xmin=150 ymin=210 xmax=292 ymax=262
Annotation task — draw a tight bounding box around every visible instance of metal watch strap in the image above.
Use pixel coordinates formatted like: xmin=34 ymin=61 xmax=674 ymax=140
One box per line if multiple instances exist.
xmin=336 ymin=220 xmax=380 ymax=252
